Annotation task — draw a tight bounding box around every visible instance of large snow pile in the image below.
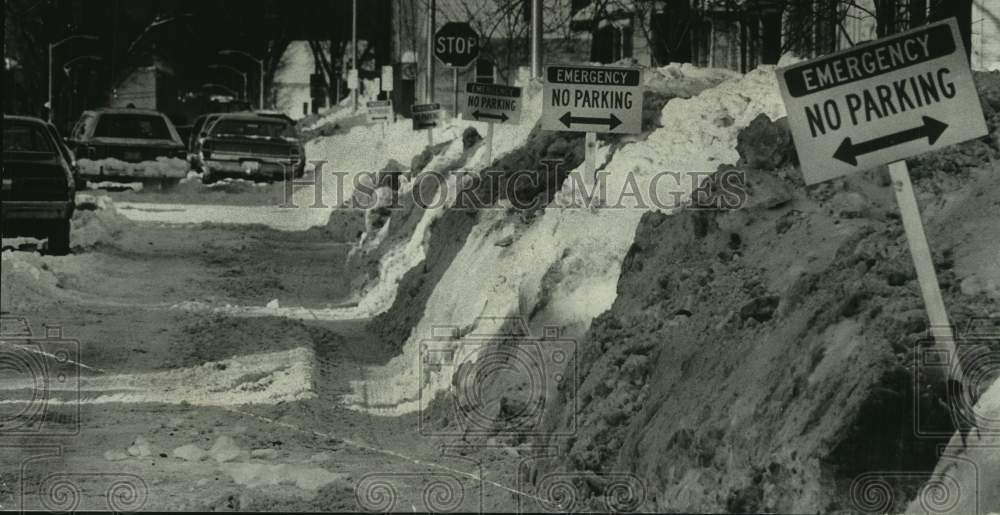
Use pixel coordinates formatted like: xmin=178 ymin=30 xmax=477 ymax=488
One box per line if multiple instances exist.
xmin=0 ymin=251 xmax=63 ymax=311
xmin=72 ymin=193 xmax=132 ymax=249
xmin=343 ymin=63 xmax=790 ymax=415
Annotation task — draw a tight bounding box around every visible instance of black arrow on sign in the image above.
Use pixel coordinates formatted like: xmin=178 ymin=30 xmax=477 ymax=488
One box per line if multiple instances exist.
xmin=833 ymin=116 xmax=948 ymax=166
xmin=473 ymin=110 xmax=508 ymax=123
xmin=559 ymin=112 xmax=621 ymax=130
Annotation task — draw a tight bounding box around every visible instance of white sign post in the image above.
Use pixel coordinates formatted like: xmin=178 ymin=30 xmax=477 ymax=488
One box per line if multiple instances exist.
xmin=347 ymin=69 xmax=359 ymax=91
xmin=434 ymin=22 xmax=480 ymax=117
xmin=381 ymin=65 xmax=394 ymax=93
xmin=462 ymin=83 xmax=522 ymax=166
xmin=543 ymin=64 xmax=644 ymax=204
xmin=367 ymin=99 xmax=394 ymax=153
xmin=776 ymin=18 xmax=988 ymax=384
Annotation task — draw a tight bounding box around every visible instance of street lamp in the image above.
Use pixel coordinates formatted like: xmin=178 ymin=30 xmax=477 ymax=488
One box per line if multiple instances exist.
xmin=48 ymin=34 xmax=99 ymax=122
xmin=62 ymin=55 xmax=103 ymax=122
xmin=218 ymin=49 xmax=264 ymax=109
xmin=208 ymin=64 xmax=248 ymax=102
xmin=201 ymin=82 xmax=240 ymax=99
xmin=62 ymin=55 xmax=103 ymax=76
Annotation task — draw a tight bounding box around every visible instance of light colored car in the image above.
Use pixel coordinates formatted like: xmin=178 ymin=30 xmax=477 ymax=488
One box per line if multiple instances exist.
xmin=68 ymin=108 xmax=190 ymax=187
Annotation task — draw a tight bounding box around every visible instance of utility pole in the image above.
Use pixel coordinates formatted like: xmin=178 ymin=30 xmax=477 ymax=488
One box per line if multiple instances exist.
xmin=530 ymin=0 xmax=543 ymax=79
xmin=426 ymin=0 xmax=435 ymax=102
xmin=352 ymin=0 xmax=358 ymax=112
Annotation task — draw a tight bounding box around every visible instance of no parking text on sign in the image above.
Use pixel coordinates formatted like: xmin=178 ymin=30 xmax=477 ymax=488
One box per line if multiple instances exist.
xmin=776 ymin=18 xmax=987 ymax=184
xmin=542 ymin=64 xmax=643 ymax=134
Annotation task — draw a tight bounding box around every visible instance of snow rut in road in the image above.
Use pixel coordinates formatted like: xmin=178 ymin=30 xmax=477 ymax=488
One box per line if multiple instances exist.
xmin=0 ymin=346 xmax=314 ymax=406
xmin=172 ymin=84 xmax=547 ymax=319
xmin=343 ymin=63 xmax=790 ymax=415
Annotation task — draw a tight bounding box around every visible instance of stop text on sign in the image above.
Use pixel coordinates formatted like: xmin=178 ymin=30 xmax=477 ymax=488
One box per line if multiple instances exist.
xmin=436 ymin=36 xmax=477 ymax=55
xmin=776 ymin=18 xmax=987 ymax=184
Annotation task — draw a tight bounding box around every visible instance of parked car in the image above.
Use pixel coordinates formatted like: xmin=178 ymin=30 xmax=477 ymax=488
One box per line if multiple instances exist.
xmin=2 ymin=115 xmax=76 ymax=254
xmin=187 ymin=112 xmax=224 ymax=172
xmin=199 ymin=112 xmax=305 ymax=183
xmin=67 ymin=108 xmax=190 ymax=187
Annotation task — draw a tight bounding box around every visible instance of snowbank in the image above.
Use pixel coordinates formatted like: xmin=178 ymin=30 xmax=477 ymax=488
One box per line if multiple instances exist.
xmin=77 ymin=156 xmax=190 ymax=178
xmin=905 ymin=377 xmax=1000 ymax=514
xmin=344 ymin=64 xmax=790 ymax=415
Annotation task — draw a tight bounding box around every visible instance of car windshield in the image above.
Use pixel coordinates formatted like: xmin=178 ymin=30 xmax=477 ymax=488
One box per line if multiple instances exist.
xmin=210 ymin=118 xmax=295 ymax=139
xmin=93 ymin=113 xmax=172 ymax=139
xmin=3 ymin=121 xmax=55 ymax=153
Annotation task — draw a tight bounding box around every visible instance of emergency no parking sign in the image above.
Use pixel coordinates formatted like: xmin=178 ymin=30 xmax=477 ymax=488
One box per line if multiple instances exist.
xmin=776 ymin=18 xmax=988 ymax=184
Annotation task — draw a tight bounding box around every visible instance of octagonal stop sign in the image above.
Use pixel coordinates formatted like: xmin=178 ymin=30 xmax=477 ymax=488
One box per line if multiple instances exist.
xmin=434 ymin=22 xmax=480 ymax=68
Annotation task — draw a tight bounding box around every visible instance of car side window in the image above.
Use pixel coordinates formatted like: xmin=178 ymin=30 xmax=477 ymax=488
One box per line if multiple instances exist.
xmin=71 ymin=114 xmax=91 ymax=141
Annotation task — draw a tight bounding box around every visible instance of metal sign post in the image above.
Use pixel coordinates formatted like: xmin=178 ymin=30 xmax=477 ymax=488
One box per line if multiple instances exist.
xmin=367 ymin=100 xmax=393 ymax=156
xmin=412 ymin=102 xmax=443 ymax=146
xmin=462 ymin=83 xmax=522 ymax=167
xmin=776 ymin=18 xmax=989 ymax=385
xmin=583 ymin=132 xmax=598 ymax=206
xmin=542 ymin=64 xmax=644 ymax=204
xmin=434 ymin=22 xmax=480 ymax=121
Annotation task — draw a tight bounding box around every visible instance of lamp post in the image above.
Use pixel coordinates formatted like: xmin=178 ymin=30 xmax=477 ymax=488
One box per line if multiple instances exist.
xmin=208 ymin=64 xmax=248 ymax=103
xmin=530 ymin=0 xmax=543 ymax=79
xmin=351 ymin=0 xmax=358 ymax=112
xmin=48 ymin=34 xmax=98 ymax=122
xmin=219 ymin=50 xmax=264 ymax=109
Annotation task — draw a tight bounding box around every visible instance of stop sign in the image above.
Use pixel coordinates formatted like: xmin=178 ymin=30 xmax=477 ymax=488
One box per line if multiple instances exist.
xmin=434 ymin=22 xmax=480 ymax=68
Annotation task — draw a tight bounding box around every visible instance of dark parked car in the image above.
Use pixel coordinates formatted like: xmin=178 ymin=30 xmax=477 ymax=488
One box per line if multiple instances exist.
xmin=199 ymin=112 xmax=305 ymax=183
xmin=67 ymin=108 xmax=190 ymax=187
xmin=2 ymin=115 xmax=76 ymax=254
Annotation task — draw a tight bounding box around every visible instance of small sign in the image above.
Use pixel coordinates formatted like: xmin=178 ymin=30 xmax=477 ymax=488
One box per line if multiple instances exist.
xmin=412 ymin=103 xmax=444 ymax=130
xmin=382 ymin=65 xmax=394 ymax=92
xmin=434 ymin=22 xmax=480 ymax=68
xmin=462 ymin=83 xmax=521 ymax=125
xmin=776 ymin=18 xmax=988 ymax=184
xmin=347 ymin=69 xmax=359 ymax=90
xmin=367 ymin=100 xmax=393 ymax=124
xmin=542 ymin=64 xmax=644 ymax=134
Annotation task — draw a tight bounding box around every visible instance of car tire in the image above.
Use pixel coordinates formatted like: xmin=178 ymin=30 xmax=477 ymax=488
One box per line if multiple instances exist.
xmin=47 ymin=219 xmax=71 ymax=255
